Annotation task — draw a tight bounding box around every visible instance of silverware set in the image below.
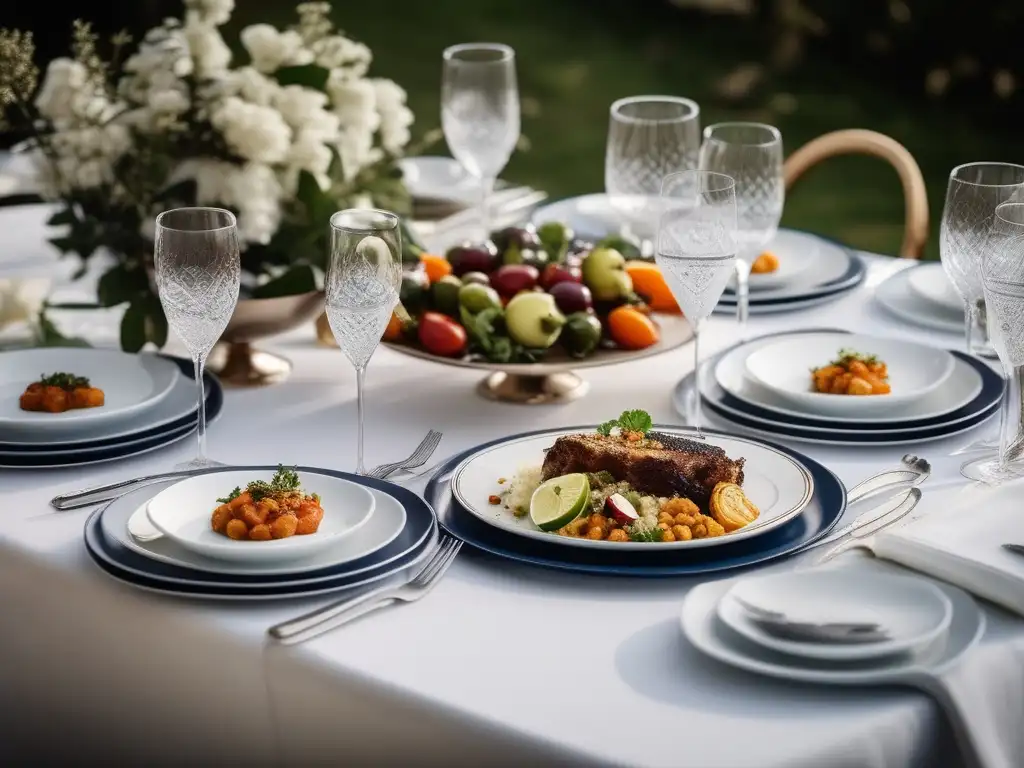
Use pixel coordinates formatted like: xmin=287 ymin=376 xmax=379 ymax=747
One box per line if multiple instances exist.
xmin=412 ymin=187 xmax=548 ymax=240
xmin=732 ymin=594 xmax=890 ymax=644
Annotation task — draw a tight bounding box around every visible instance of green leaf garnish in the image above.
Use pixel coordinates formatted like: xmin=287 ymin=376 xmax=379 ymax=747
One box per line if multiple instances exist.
xmin=830 ymin=348 xmax=879 ymax=367
xmin=221 ymin=466 xmax=306 ymax=504
xmin=628 ymin=524 xmax=663 ymax=543
xmin=217 ymin=487 xmax=242 ymax=504
xmin=39 ymin=372 xmax=90 ymax=389
xmin=596 ymin=409 xmax=653 ymax=437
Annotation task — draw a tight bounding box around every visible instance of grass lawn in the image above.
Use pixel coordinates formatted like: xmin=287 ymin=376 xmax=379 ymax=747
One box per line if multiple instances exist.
xmin=229 ymin=0 xmax=1022 ymax=259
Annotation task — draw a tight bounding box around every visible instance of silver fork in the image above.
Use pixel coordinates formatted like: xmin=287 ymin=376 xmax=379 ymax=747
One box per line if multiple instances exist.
xmin=812 ymin=487 xmax=922 ymax=566
xmin=846 ymin=454 xmax=931 ymax=504
xmin=365 ymin=430 xmax=443 ymax=480
xmin=268 ymin=534 xmax=462 ymax=644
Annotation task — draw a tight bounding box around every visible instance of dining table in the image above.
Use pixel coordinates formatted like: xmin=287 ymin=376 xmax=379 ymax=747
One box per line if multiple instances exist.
xmin=2 ymin=217 xmax=1023 ymax=767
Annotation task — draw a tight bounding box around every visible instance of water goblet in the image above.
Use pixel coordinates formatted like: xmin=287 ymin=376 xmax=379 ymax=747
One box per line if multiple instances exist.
xmin=324 ymin=209 xmax=403 ymax=475
xmin=698 ymin=122 xmax=784 ymax=337
xmin=961 ymin=202 xmax=1024 ymax=484
xmin=605 ymin=96 xmax=701 ymax=245
xmin=655 ymin=171 xmax=738 ymax=437
xmin=154 ymin=207 xmax=241 ymax=470
xmin=441 ymin=43 xmax=520 ymax=239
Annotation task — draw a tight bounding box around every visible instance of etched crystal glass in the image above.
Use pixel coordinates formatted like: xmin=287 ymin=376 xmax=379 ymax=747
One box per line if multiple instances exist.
xmin=154 ymin=207 xmax=240 ymax=469
xmin=698 ymin=123 xmax=784 ymax=336
xmin=325 ymin=209 xmax=402 ymax=474
xmin=656 ymin=171 xmax=737 ymax=437
xmin=442 ymin=43 xmax=520 ymax=238
xmin=605 ymin=96 xmax=701 ymax=241
xmin=961 ymin=202 xmax=1024 ymax=484
xmin=940 ymin=162 xmax=1024 ymax=356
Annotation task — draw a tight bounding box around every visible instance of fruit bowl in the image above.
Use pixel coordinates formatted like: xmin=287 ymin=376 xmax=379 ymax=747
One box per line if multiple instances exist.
xmin=381 ymin=313 xmax=693 ymax=404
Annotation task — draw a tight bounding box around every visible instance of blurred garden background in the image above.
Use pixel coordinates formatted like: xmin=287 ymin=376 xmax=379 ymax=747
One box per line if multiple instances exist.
xmin=5 ymin=0 xmax=1022 ymax=259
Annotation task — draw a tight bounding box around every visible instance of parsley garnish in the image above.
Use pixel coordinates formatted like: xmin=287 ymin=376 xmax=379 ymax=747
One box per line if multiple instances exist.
xmin=39 ymin=372 xmax=90 ymax=389
xmin=217 ymin=466 xmax=305 ymax=504
xmin=830 ymin=348 xmax=879 ymax=367
xmin=628 ymin=524 xmax=663 ymax=543
xmin=596 ymin=409 xmax=653 ymax=437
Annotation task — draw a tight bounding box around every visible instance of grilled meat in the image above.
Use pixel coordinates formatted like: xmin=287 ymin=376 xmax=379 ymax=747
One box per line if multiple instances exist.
xmin=542 ymin=433 xmax=744 ymax=505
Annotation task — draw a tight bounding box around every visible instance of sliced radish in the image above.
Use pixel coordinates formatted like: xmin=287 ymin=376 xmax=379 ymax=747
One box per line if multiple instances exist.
xmin=605 ymin=493 xmax=639 ymax=525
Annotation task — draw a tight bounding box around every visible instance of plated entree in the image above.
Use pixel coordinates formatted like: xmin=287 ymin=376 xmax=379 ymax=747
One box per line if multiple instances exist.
xmin=19 ymin=372 xmax=104 ymax=413
xmin=811 ymin=349 xmax=890 ymax=396
xmin=211 ymin=466 xmax=324 ymax=541
xmin=498 ymin=411 xmax=759 ymax=543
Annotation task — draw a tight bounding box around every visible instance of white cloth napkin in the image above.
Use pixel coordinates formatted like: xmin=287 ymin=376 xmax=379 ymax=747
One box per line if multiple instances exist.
xmin=868 ymin=482 xmax=1024 ymax=768
xmin=872 ymin=481 xmax=1024 ymax=618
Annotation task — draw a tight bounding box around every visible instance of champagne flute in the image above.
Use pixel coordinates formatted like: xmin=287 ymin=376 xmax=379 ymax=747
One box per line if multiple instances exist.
xmin=441 ymin=43 xmax=520 ymax=239
xmin=325 ymin=209 xmax=402 ymax=475
xmin=698 ymin=122 xmax=784 ymax=337
xmin=961 ymin=201 xmax=1024 ymax=484
xmin=656 ymin=171 xmax=738 ymax=436
xmin=605 ymin=95 xmax=701 ymax=244
xmin=154 ymin=207 xmax=240 ymax=470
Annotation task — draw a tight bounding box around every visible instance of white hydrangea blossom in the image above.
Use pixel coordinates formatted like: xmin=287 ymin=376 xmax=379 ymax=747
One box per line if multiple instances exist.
xmin=35 ymin=2 xmax=415 ymax=248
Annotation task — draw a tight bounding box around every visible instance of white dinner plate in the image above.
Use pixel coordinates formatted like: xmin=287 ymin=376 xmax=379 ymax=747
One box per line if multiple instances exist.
xmin=715 ymin=334 xmax=983 ymax=424
xmin=681 ymin=570 xmax=984 ymax=685
xmin=0 ymin=348 xmax=180 ymax=433
xmin=908 ymin=263 xmax=962 ymax=313
xmin=450 ymin=427 xmax=814 ymax=551
xmin=743 ymin=333 xmax=956 ymax=417
xmin=111 ymin=488 xmax=407 ymax=578
xmin=399 ymin=156 xmax=479 ymax=206
xmin=714 ymin=285 xmax=861 ymax=315
xmin=875 ymin=266 xmax=964 ymax=334
xmin=718 ymin=570 xmax=953 ymax=662
xmin=146 ymin=470 xmax=376 ymax=563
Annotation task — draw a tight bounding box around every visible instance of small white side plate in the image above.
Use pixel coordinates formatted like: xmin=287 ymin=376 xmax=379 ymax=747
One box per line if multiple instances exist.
xmin=681 ymin=570 xmax=984 ymax=685
xmin=874 ymin=267 xmax=964 ymax=334
xmin=146 ymin=471 xmax=375 ymax=563
xmin=399 ymin=156 xmax=479 ymax=206
xmin=908 ymin=264 xmax=962 ymax=313
xmin=743 ymin=332 xmax=955 ymax=416
xmin=719 ymin=570 xmax=953 ymax=662
xmin=0 ymin=348 xmax=180 ymax=432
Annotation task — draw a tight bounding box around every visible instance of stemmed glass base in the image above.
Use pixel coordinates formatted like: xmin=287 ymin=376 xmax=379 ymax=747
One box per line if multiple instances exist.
xmin=959 ymin=455 xmax=1024 ymax=484
xmin=174 ymin=457 xmax=225 ymax=471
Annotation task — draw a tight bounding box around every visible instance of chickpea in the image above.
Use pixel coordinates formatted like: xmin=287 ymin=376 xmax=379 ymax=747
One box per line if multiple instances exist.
xmin=847 ymin=376 xmax=873 ymax=396
xmin=588 ymin=513 xmax=609 ymax=530
xmin=211 ymin=506 xmax=232 ymax=533
xmin=663 ymin=498 xmax=700 ymax=517
xmin=658 ymin=513 xmax=674 ymax=525
xmin=661 ymin=530 xmax=676 ymax=542
xmin=704 ymin=516 xmax=726 ymax=537
xmin=657 ymin=522 xmax=671 ymax=531
xmin=585 ymin=526 xmax=604 ymax=540
xmin=271 ymin=513 xmax=298 ymax=539
xmin=607 ymin=528 xmax=629 ymax=542
xmin=675 ymin=513 xmax=696 ymax=526
xmin=566 ymin=518 xmax=588 ymax=536
xmin=672 ymin=525 xmax=693 ymax=541
xmin=691 ymin=523 xmax=707 ymax=539
xmin=249 ymin=524 xmax=272 ymax=541
xmin=225 ymin=519 xmax=249 ymax=540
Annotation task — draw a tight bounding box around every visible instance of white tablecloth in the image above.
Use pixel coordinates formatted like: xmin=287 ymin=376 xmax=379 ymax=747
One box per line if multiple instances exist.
xmin=2 ymin=242 xmax=1022 ymax=767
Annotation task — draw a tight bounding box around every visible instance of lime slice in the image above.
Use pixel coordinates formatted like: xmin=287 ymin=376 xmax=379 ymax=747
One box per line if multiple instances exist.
xmin=530 ymin=473 xmax=590 ymax=532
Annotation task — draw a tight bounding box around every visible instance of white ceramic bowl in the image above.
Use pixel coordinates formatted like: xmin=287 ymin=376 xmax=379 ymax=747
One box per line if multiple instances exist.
xmin=743 ymin=332 xmax=956 ymax=416
xmin=908 ymin=264 xmax=962 ymax=313
xmin=146 ymin=470 xmax=375 ymax=564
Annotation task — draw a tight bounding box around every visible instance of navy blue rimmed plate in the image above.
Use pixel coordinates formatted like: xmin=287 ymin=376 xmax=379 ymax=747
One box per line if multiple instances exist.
xmin=84 ymin=467 xmax=437 ymax=599
xmin=0 ymin=356 xmax=222 ymax=467
xmin=424 ymin=426 xmax=845 ymax=577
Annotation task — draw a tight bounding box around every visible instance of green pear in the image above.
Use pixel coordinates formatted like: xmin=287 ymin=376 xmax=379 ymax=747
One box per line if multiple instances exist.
xmin=582 ymin=247 xmax=633 ymax=300
xmin=505 ymin=292 xmax=566 ymax=349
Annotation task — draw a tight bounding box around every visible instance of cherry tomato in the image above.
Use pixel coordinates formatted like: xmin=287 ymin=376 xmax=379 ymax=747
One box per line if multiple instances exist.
xmin=418 ymin=311 xmax=468 ymax=357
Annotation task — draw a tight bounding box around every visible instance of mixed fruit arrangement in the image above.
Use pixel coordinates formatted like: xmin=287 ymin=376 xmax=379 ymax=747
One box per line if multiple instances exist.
xmin=384 ymin=222 xmax=681 ymax=364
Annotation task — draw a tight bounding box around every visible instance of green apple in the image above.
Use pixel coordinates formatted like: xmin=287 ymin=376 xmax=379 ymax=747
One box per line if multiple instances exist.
xmin=505 ymin=292 xmax=566 ymax=349
xmin=582 ymin=247 xmax=633 ymax=301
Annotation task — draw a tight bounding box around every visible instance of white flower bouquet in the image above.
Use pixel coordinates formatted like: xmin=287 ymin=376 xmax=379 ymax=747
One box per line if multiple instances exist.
xmin=0 ymin=0 xmax=428 ymax=350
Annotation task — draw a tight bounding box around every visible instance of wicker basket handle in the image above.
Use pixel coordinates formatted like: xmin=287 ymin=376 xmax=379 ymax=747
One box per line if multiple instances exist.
xmin=783 ymin=129 xmax=929 ymax=259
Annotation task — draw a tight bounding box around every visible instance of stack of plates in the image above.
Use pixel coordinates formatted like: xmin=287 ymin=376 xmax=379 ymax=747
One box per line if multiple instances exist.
xmin=531 ymin=194 xmax=865 ymax=314
xmin=681 ymin=567 xmax=985 ymax=689
xmin=424 ymin=425 xmax=846 ymax=576
xmin=0 ymin=348 xmax=223 ymax=468
xmin=84 ymin=466 xmax=438 ymax=600
xmin=676 ymin=329 xmax=1003 ymax=446
xmin=875 ymin=262 xmax=964 ymax=334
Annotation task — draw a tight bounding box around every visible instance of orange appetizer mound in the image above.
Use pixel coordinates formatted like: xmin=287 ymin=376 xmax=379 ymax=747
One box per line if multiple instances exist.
xmin=211 ymin=467 xmax=324 ymax=541
xmin=19 ymin=373 xmax=104 ymax=413
xmin=811 ymin=349 xmax=891 ymax=396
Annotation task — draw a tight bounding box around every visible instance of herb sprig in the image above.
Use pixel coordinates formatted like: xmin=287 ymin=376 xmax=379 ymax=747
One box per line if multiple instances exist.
xmin=39 ymin=372 xmax=90 ymax=389
xmin=597 ymin=409 xmax=653 ymax=437
xmin=829 ymin=348 xmax=879 ymax=367
xmin=217 ymin=465 xmax=305 ymax=504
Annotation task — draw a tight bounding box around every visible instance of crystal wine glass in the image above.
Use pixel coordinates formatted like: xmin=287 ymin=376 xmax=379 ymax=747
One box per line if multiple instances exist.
xmin=961 ymin=201 xmax=1024 ymax=484
xmin=605 ymin=96 xmax=701 ymax=244
xmin=154 ymin=207 xmax=240 ymax=469
xmin=324 ymin=209 xmax=403 ymax=475
xmin=698 ymin=123 xmax=784 ymax=337
xmin=656 ymin=171 xmax=738 ymax=437
xmin=441 ymin=43 xmax=520 ymax=239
